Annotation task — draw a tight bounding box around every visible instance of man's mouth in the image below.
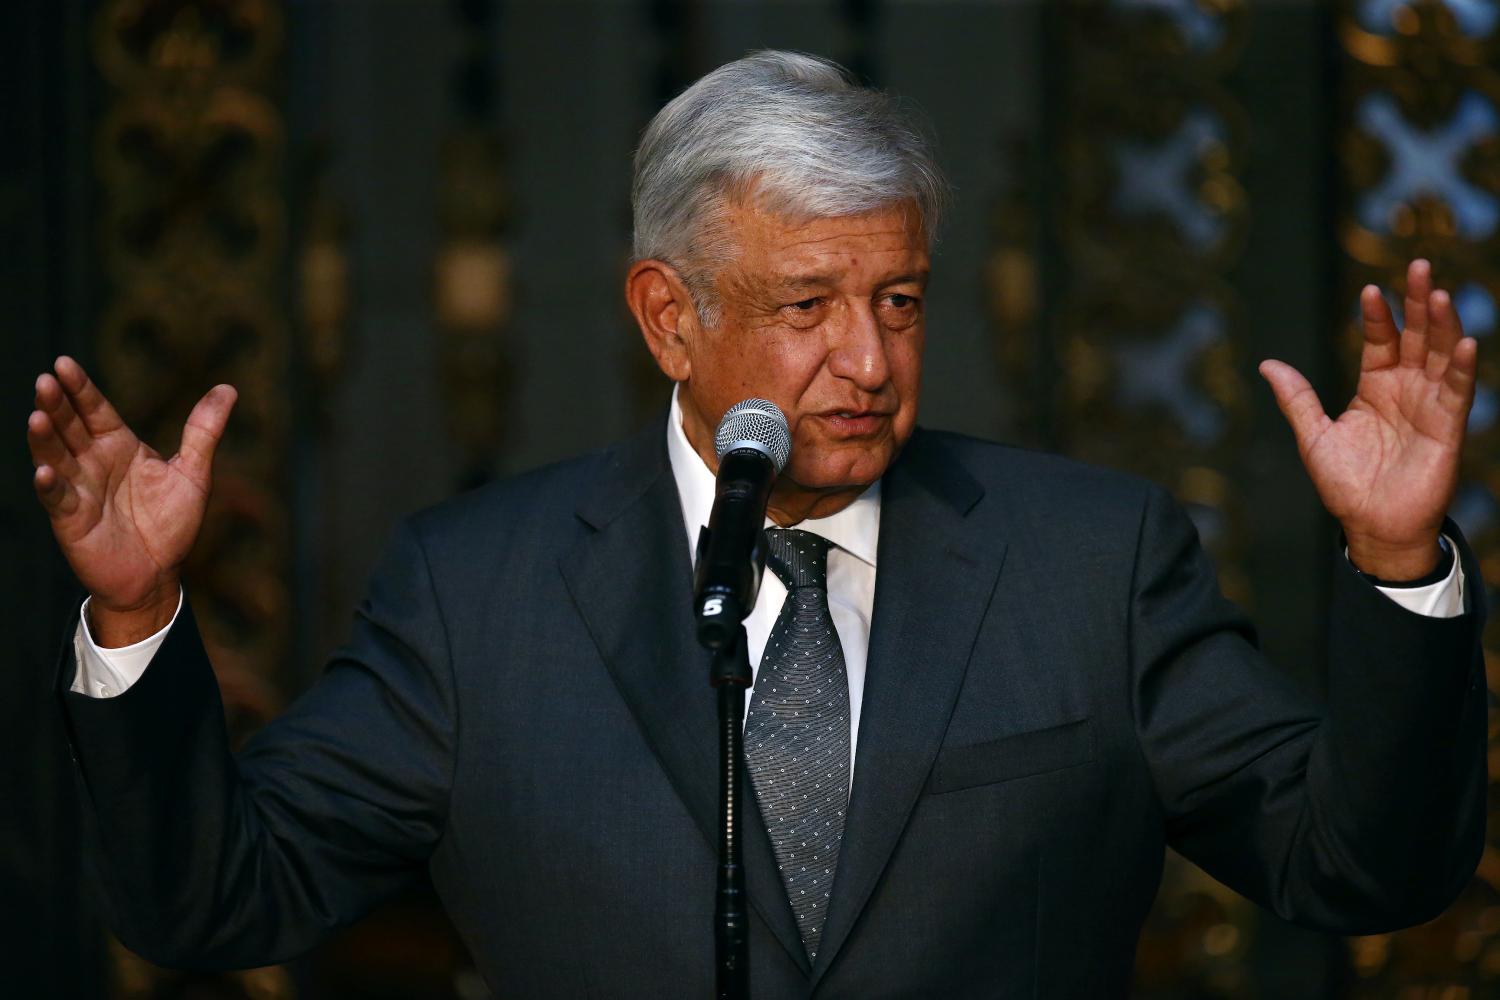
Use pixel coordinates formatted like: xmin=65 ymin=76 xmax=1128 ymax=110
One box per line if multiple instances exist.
xmin=818 ymin=410 xmax=890 ymax=436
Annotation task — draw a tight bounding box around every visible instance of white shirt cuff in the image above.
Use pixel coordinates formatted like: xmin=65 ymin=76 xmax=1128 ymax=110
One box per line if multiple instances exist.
xmin=1364 ymin=535 xmax=1465 ymax=619
xmin=69 ymin=588 xmax=184 ymax=698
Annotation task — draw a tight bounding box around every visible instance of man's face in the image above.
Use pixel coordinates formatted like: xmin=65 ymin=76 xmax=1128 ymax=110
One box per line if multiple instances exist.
xmin=677 ymin=200 xmax=928 ymax=508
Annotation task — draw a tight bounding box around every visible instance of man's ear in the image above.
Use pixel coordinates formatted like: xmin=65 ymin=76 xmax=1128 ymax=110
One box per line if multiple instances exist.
xmin=626 ymin=260 xmax=698 ymax=382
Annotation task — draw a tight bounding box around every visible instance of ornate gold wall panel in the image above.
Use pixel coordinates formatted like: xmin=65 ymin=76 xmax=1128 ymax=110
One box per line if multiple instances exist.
xmin=1338 ymin=1 xmax=1500 ymax=992
xmin=93 ymin=1 xmax=290 ymax=994
xmin=994 ymin=0 xmax=1253 ymax=605
xmin=1054 ymin=1 xmax=1252 ymax=607
xmin=94 ymin=0 xmax=290 ymax=686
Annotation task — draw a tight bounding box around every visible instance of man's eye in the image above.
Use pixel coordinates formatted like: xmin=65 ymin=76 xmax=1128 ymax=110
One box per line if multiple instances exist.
xmin=788 ymin=298 xmax=821 ymax=311
xmin=886 ymin=294 xmax=917 ymax=309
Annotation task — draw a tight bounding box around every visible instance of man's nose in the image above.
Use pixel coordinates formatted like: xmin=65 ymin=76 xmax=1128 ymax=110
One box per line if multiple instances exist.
xmin=827 ymin=303 xmax=890 ymax=391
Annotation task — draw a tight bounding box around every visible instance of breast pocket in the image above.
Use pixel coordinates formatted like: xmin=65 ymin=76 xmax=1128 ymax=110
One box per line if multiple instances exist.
xmin=927 ymin=717 xmax=1095 ymax=794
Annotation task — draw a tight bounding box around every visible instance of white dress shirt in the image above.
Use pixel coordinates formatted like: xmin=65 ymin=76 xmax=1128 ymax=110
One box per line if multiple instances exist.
xmin=70 ymin=391 xmax=1467 ymax=726
xmin=665 ymin=388 xmax=880 ymax=779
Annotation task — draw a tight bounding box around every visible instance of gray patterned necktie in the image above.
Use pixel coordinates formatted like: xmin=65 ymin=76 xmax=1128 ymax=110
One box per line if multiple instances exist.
xmin=744 ymin=528 xmax=851 ymax=961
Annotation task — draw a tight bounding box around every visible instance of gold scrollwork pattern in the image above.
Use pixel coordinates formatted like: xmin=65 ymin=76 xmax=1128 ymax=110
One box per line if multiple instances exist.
xmin=94 ymin=1 xmax=290 ymax=995
xmin=1052 ymin=1 xmax=1252 ymax=616
xmin=1338 ymin=1 xmax=1500 ymax=992
xmin=999 ymin=0 xmax=1253 ymax=604
xmin=94 ymin=0 xmax=289 ymax=699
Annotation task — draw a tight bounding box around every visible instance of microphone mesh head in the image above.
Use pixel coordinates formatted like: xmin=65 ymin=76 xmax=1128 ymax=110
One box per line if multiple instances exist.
xmin=714 ymin=398 xmax=791 ymax=472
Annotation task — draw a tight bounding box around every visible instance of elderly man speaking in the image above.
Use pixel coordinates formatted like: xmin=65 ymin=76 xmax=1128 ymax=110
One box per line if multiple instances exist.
xmin=27 ymin=51 xmax=1485 ymax=997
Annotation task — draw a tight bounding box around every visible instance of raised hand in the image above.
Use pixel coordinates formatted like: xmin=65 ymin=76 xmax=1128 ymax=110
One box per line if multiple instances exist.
xmin=27 ymin=357 xmax=237 ymax=646
xmin=1260 ymin=259 xmax=1477 ymax=581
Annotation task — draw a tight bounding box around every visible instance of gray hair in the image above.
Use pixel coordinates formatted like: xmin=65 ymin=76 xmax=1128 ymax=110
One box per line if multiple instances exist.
xmin=631 ymin=50 xmax=948 ymax=326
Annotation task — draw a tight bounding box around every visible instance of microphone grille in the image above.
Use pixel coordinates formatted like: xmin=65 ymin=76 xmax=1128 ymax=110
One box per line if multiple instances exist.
xmin=714 ymin=398 xmax=791 ymax=472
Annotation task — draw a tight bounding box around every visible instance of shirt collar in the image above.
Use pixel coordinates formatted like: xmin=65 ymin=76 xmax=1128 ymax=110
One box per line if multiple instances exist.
xmin=666 ymin=385 xmax=881 ymax=568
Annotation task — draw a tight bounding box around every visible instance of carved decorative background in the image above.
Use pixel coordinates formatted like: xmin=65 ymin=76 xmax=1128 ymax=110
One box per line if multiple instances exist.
xmin=1055 ymin=0 xmax=1252 ymax=604
xmin=37 ymin=1 xmax=1494 ymax=996
xmin=95 ymin=0 xmax=290 ymax=713
xmin=1338 ymin=0 xmax=1500 ymax=992
xmin=93 ymin=0 xmax=292 ymax=993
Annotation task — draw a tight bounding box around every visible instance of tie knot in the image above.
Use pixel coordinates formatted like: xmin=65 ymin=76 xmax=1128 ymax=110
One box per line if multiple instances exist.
xmin=765 ymin=528 xmax=831 ymax=591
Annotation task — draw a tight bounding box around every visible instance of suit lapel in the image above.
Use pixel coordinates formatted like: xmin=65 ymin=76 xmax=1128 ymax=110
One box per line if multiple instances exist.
xmin=811 ymin=431 xmax=1007 ymax=984
xmin=557 ymin=417 xmax=812 ymax=974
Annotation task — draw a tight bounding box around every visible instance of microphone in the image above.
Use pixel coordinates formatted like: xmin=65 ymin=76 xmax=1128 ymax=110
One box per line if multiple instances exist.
xmin=694 ymin=398 xmax=792 ymax=650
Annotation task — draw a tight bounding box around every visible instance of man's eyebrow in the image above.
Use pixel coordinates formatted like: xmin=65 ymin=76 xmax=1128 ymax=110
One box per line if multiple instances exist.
xmin=767 ymin=270 xmax=930 ymax=291
xmin=882 ymin=271 xmax=930 ymax=287
xmin=769 ymin=273 xmax=838 ymax=291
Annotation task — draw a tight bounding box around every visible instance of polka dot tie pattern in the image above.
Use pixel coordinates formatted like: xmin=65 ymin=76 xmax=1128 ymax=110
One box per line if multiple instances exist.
xmin=743 ymin=528 xmax=851 ymax=962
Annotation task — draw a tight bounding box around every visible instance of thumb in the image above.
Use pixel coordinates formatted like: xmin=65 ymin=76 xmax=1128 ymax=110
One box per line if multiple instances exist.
xmin=1259 ymin=360 xmax=1330 ymax=455
xmin=175 ymin=384 xmax=238 ymax=485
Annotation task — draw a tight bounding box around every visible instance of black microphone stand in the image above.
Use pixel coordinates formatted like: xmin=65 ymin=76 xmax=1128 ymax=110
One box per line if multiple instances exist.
xmin=707 ymin=624 xmax=753 ymax=1000
xmin=694 ymin=429 xmax=780 ymax=999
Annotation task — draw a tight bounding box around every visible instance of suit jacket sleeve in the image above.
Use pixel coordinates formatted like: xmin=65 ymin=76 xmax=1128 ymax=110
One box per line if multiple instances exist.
xmin=57 ymin=518 xmax=457 ymax=970
xmin=1132 ymin=486 xmax=1487 ymax=934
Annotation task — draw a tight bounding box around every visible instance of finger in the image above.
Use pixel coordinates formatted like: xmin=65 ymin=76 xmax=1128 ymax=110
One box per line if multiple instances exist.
xmin=174 ymin=384 xmax=238 ymax=485
xmin=34 ymin=372 xmax=92 ymax=457
xmin=1437 ymin=336 xmax=1479 ymax=421
xmin=26 ymin=409 xmax=81 ymax=480
xmin=1359 ymin=284 xmax=1400 ymax=371
xmin=1425 ymin=288 xmax=1464 ymax=379
xmin=53 ymin=355 xmax=125 ymax=436
xmin=1259 ymin=359 xmax=1332 ymax=454
xmin=33 ymin=464 xmax=80 ymax=518
xmin=1399 ymin=259 xmax=1431 ymax=368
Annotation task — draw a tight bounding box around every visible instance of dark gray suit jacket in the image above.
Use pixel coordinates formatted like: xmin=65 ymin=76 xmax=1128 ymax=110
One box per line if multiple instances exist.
xmin=58 ymin=418 xmax=1487 ymax=997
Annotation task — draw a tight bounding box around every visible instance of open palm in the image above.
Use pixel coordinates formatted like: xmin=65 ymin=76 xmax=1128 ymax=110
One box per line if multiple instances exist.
xmin=27 ymin=357 xmax=236 ymax=615
xmin=1261 ymin=260 xmax=1477 ymax=580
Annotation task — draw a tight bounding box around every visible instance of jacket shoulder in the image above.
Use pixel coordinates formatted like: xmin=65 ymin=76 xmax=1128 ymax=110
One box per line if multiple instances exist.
xmin=402 ymin=446 xmax=616 ymax=557
xmin=914 ymin=428 xmax=1193 ymax=591
xmin=916 ymin=428 xmax=1163 ymax=516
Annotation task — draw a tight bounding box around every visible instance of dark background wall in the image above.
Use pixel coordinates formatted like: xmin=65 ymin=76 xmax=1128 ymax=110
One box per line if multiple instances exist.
xmin=4 ymin=1 xmax=1497 ymax=997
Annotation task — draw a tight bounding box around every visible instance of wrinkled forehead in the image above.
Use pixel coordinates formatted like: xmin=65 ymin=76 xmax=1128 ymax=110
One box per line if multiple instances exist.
xmin=710 ymin=183 xmax=924 ymax=249
xmin=717 ymin=198 xmax=931 ymax=291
